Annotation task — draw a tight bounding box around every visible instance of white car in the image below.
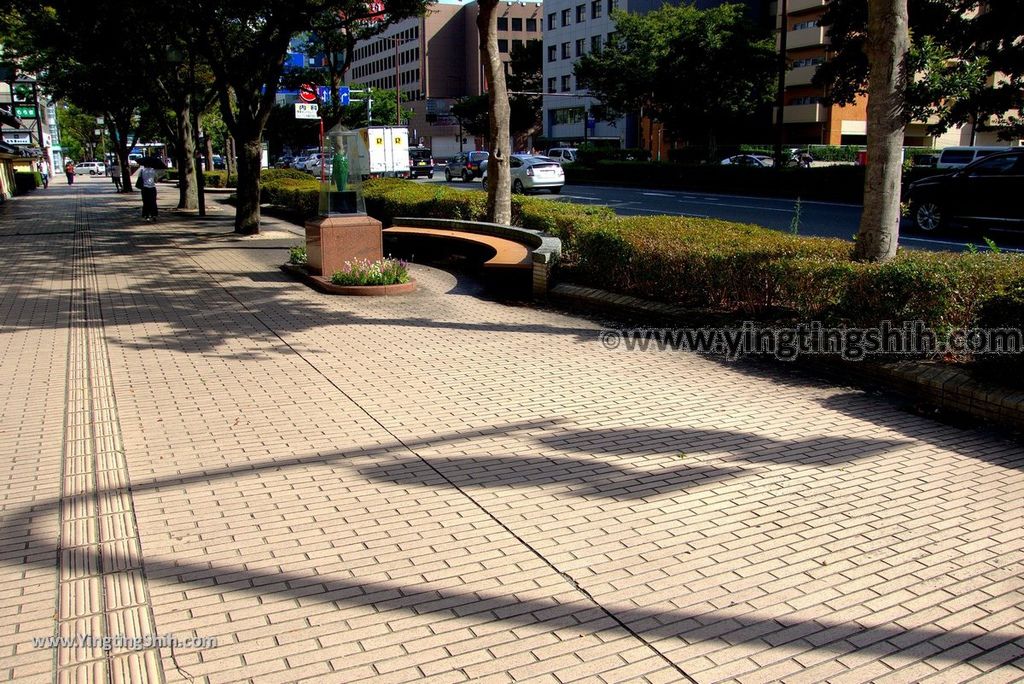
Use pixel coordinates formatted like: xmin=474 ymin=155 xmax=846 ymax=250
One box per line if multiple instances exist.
xmin=481 ymin=154 xmax=564 ymax=194
xmin=308 ymin=156 xmax=333 ymax=178
xmin=720 ymin=154 xmax=774 ymax=167
xmin=546 ymin=148 xmax=578 ymax=164
xmin=74 ymin=161 xmax=106 ymax=176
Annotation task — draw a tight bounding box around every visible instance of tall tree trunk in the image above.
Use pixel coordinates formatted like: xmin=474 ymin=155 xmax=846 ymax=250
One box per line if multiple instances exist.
xmin=226 ymin=136 xmax=236 ymax=179
xmin=234 ymin=137 xmax=263 ymax=234
xmin=175 ymin=106 xmax=198 ymax=209
xmin=205 ymin=135 xmax=215 ymax=172
xmin=854 ymin=0 xmax=909 ymax=262
xmin=477 ymin=0 xmax=512 ymax=225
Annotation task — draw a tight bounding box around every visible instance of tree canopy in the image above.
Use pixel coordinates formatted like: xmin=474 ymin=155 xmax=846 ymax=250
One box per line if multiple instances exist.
xmin=574 ymin=3 xmax=776 ymax=154
xmin=815 ymin=0 xmax=1024 ymax=140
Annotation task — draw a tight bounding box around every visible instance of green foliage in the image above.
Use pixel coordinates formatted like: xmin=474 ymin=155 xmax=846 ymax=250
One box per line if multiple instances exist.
xmin=13 ymin=172 xmax=42 ymax=194
xmin=975 ymin=280 xmax=1024 ymax=386
xmin=815 ymin=0 xmax=1023 ymax=140
xmin=260 ymin=176 xmax=321 ymax=218
xmin=288 ymin=245 xmax=308 ymax=265
xmin=330 ymin=258 xmax=410 ymax=286
xmin=574 ymin=3 xmax=776 ymax=151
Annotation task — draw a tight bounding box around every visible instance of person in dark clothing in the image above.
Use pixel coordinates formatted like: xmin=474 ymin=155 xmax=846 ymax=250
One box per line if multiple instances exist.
xmin=64 ymin=161 xmax=75 ymax=184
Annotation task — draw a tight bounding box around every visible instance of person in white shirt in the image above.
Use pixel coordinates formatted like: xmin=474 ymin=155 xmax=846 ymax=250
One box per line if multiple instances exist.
xmin=137 ymin=165 xmax=163 ymax=220
xmin=38 ymin=159 xmax=50 ymax=188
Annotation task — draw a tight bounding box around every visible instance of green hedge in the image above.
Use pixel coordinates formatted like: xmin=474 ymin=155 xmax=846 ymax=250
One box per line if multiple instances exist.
xmin=976 ymin=281 xmax=1024 ymax=386
xmin=359 ymin=179 xmax=1024 ymax=336
xmin=14 ymin=172 xmax=42 ymax=194
xmin=163 ymin=169 xmax=236 ymax=187
xmin=564 ymin=162 xmax=868 ymax=203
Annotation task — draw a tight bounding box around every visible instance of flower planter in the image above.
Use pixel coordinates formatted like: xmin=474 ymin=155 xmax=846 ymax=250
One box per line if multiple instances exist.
xmin=281 ymin=263 xmax=417 ymax=296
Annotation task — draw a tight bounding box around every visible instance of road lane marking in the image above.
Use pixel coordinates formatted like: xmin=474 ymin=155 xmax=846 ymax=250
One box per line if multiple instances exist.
xmin=642 ymin=192 xmax=674 ymax=197
xmin=678 ymin=199 xmax=794 ymax=213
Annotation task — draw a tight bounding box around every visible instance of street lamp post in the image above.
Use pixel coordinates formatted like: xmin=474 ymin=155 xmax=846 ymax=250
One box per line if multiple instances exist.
xmin=388 ymin=36 xmax=411 ymax=126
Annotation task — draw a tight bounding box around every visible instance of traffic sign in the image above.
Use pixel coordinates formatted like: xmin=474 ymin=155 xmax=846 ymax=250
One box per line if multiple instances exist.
xmin=294 ymin=103 xmax=319 ymax=119
xmin=314 ymin=85 xmax=352 ymax=106
xmin=298 ymin=83 xmax=317 ymax=103
xmin=14 ymin=105 xmax=36 ymax=119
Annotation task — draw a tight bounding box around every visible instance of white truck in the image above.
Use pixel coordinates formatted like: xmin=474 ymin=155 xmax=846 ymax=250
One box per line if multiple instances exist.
xmin=357 ymin=127 xmax=410 ymax=178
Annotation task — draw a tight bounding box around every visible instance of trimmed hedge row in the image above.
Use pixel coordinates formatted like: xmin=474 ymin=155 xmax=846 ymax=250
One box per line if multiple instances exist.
xmin=14 ymin=172 xmax=42 ymax=194
xmin=359 ymin=179 xmax=1024 ymax=337
xmin=163 ymin=169 xmax=236 ymax=187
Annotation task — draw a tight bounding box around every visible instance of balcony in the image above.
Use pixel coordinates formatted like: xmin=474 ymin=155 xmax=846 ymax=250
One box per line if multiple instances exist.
xmin=788 ymin=0 xmax=825 ymax=12
xmin=784 ymin=103 xmax=825 ymax=123
xmin=788 ymin=26 xmax=827 ymax=50
xmin=785 ymin=65 xmax=818 ymax=87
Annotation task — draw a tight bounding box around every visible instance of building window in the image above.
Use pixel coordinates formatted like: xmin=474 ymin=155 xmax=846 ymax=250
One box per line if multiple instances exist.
xmin=592 ymin=0 xmax=602 ymax=19
xmin=792 ymin=20 xmax=818 ymax=30
xmin=498 ymin=39 xmax=509 ymax=53
xmin=561 ymin=8 xmax=571 ymax=26
xmin=792 ymin=57 xmax=824 ymax=68
xmin=561 ymin=75 xmax=571 ymax=92
xmin=790 ymin=96 xmax=821 ymax=105
xmin=527 ymin=18 xmax=537 ymax=31
xmin=548 ymin=77 xmax=557 ymax=93
xmin=498 ymin=17 xmax=508 ymax=30
xmin=576 ymin=4 xmax=586 ymax=22
xmin=548 ymin=45 xmax=557 ymax=62
xmin=576 ymin=38 xmax=585 ymax=56
xmin=607 ymin=0 xmax=616 ymax=12
xmin=548 ymin=12 xmax=556 ymax=29
xmin=511 ymin=17 xmax=522 ymax=31
xmin=552 ymin=107 xmax=585 ymax=124
xmin=514 ymin=39 xmax=524 ymax=50
xmin=561 ymin=42 xmax=571 ymax=59
xmin=591 ymin=35 xmax=601 ymax=52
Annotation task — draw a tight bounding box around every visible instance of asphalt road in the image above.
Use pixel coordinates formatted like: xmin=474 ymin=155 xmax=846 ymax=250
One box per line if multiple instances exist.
xmin=418 ymin=175 xmax=1023 ymax=253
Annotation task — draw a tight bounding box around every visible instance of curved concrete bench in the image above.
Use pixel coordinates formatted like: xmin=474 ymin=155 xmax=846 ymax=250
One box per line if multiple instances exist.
xmin=383 ymin=217 xmax=561 ymax=296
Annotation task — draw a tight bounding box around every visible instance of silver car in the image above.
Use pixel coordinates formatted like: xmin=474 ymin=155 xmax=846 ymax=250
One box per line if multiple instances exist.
xmin=480 ymin=154 xmax=564 ymax=194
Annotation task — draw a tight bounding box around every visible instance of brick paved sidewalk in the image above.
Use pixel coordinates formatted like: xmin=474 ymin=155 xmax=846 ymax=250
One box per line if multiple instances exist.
xmin=1 ymin=177 xmax=1023 ymax=683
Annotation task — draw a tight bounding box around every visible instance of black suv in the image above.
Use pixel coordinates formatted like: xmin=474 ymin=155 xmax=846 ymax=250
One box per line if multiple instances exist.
xmin=907 ymin=150 xmax=1024 ymax=233
xmin=408 ymin=147 xmax=433 ymax=178
xmin=445 ymin=151 xmax=489 ymax=182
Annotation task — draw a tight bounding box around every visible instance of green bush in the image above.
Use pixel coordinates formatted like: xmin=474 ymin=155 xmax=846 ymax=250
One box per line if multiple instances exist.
xmin=288 ymin=245 xmax=308 ymax=265
xmin=975 ymin=280 xmax=1024 ymax=386
xmin=163 ymin=169 xmax=236 ymax=187
xmin=806 ymin=145 xmax=861 ymax=163
xmin=262 ymin=168 xmax=311 ymax=182
xmin=261 ymin=177 xmax=320 ymax=218
xmin=13 ymin=172 xmax=42 ymax=194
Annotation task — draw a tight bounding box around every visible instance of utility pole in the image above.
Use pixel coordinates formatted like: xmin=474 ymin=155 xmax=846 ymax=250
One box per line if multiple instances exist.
xmin=773 ymin=0 xmax=789 ymax=169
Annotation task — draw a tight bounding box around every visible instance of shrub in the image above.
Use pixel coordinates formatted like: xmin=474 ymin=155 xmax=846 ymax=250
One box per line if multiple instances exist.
xmin=13 ymin=172 xmax=42 ymax=194
xmin=330 ymin=258 xmax=410 ymax=286
xmin=163 ymin=169 xmax=235 ymax=187
xmin=261 ymin=177 xmax=319 ymax=218
xmin=288 ymin=245 xmax=308 ymax=265
xmin=262 ymin=168 xmax=312 ymax=182
xmin=975 ymin=280 xmax=1024 ymax=386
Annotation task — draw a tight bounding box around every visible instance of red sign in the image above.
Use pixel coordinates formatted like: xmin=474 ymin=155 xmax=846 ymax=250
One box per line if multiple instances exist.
xmin=299 ymin=84 xmax=317 ymax=103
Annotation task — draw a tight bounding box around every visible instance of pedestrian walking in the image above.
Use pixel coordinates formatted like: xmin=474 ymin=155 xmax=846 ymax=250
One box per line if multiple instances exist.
xmin=38 ymin=159 xmax=49 ymax=188
xmin=136 ymin=163 xmax=163 ymax=221
xmin=64 ymin=161 xmax=75 ymax=185
xmin=111 ymin=161 xmax=122 ymax=191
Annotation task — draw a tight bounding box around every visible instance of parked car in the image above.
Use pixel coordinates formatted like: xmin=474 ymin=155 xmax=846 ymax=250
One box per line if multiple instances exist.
xmin=907 ymin=149 xmax=1024 ymax=233
xmin=408 ymin=147 xmax=434 ymax=178
xmin=74 ymin=161 xmax=106 ymax=176
xmin=212 ymin=155 xmax=225 ymax=170
xmin=293 ymin=155 xmax=317 ymax=172
xmin=308 ymin=155 xmax=333 ymax=178
xmin=935 ymin=146 xmax=1014 ymax=170
xmin=546 ymin=148 xmax=578 ymax=164
xmin=480 ymin=154 xmax=564 ymax=194
xmin=720 ymin=154 xmax=773 ymax=167
xmin=445 ymin=151 xmax=489 ymax=182
xmin=275 ymin=155 xmax=295 ymax=169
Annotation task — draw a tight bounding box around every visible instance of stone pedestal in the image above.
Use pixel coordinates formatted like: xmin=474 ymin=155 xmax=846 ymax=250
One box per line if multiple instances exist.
xmin=305 ymin=214 xmax=383 ymax=277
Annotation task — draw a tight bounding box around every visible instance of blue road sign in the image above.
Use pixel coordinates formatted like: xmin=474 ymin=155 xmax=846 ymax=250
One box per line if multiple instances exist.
xmin=338 ymin=86 xmax=351 ymax=106
xmin=316 ymin=86 xmax=330 ymax=102
xmin=314 ymin=85 xmax=352 ymax=106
